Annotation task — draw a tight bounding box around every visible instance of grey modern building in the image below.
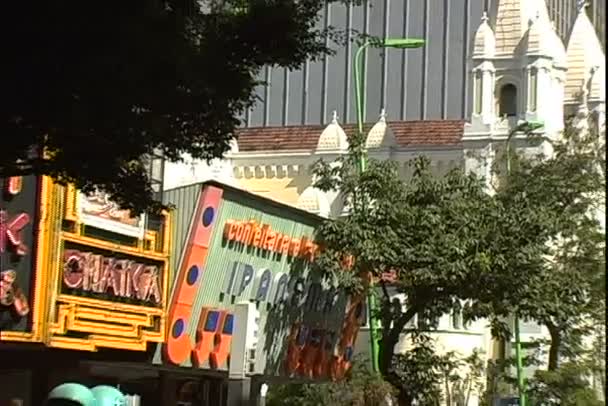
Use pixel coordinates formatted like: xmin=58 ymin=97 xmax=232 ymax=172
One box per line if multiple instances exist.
xmin=243 ymin=0 xmax=605 ymax=128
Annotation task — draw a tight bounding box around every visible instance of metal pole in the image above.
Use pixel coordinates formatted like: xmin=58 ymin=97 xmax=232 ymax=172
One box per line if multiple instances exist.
xmin=354 ymin=40 xmax=379 ymax=372
xmin=505 ymin=127 xmax=526 ymax=406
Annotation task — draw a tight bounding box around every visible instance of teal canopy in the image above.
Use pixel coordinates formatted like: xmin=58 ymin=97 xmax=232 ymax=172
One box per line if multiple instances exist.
xmin=47 ymin=383 xmax=96 ymax=406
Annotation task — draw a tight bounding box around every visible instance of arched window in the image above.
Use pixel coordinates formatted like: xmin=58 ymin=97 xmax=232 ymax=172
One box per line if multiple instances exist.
xmin=529 ymin=69 xmax=538 ymax=112
xmin=498 ymin=83 xmax=518 ymax=117
xmin=474 ymin=71 xmax=484 ymax=115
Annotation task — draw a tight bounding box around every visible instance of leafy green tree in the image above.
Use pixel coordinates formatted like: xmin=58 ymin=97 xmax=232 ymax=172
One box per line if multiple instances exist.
xmin=312 ymin=132 xmax=549 ymax=403
xmin=453 ymin=349 xmax=486 ymax=406
xmin=390 ymin=334 xmax=444 ymax=405
xmin=527 ymin=362 xmax=604 ymax=406
xmin=1 ymin=0 xmax=356 ymax=213
xmin=482 ymin=116 xmax=606 ymax=372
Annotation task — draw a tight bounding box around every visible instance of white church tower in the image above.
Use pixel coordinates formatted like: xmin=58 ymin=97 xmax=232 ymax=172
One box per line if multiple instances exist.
xmin=464 ymin=0 xmax=577 ymax=179
xmin=564 ymin=1 xmax=606 ymax=138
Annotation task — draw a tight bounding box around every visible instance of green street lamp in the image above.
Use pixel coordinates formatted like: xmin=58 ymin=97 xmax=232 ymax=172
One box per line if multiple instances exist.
xmin=354 ymin=38 xmax=425 ymax=171
xmin=353 ymin=37 xmax=425 ymax=373
xmin=504 ymin=119 xmax=544 ymax=406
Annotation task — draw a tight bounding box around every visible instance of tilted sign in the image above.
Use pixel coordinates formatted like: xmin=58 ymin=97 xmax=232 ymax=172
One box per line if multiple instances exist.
xmin=156 ymin=183 xmax=363 ymax=381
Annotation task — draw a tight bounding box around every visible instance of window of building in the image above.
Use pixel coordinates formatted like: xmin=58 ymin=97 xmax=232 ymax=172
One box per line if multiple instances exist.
xmin=498 ymin=83 xmax=518 ymax=117
xmin=529 ymin=69 xmax=538 ymax=112
xmin=417 ymin=315 xmax=439 ymax=330
xmin=143 ymin=149 xmax=165 ymax=203
xmin=452 ymin=308 xmax=462 ymax=330
xmin=474 ymin=71 xmax=483 ymax=115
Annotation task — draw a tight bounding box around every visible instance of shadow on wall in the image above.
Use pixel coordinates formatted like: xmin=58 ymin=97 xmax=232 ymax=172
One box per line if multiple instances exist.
xmin=262 ymin=259 xmax=365 ymax=381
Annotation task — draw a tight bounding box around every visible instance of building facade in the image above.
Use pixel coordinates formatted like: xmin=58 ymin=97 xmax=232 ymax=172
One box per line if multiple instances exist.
xmin=239 ymin=0 xmax=605 ymax=128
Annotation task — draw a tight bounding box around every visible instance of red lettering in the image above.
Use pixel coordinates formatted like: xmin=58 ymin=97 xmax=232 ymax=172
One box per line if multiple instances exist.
xmin=0 ymin=270 xmax=30 ymax=316
xmin=61 ymin=249 xmax=162 ymax=304
xmin=222 ymin=219 xmax=320 ymax=260
xmin=223 ymin=220 xmax=236 ymax=240
xmin=6 ymin=177 xmax=22 ymax=195
xmin=0 ymin=211 xmax=30 ymax=256
xmin=252 ymin=226 xmax=262 ymax=247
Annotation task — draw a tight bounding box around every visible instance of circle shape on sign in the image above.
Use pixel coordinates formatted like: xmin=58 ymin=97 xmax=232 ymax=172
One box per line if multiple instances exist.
xmin=202 ymin=207 xmax=215 ymax=227
xmin=187 ymin=265 xmax=199 ymax=285
xmin=172 ymin=319 xmax=185 ymax=338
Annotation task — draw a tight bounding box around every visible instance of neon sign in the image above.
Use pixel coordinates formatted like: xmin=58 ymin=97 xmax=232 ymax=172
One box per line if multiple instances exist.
xmin=0 ymin=211 xmax=30 ymax=256
xmin=223 ymin=219 xmax=320 ymax=261
xmin=0 ymin=270 xmax=30 ymax=316
xmin=0 ymin=176 xmax=32 ymax=322
xmin=62 ymin=249 xmax=163 ymax=305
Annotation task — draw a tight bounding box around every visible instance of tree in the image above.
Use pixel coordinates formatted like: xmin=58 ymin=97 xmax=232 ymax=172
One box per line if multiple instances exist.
xmin=527 ymin=362 xmax=604 ymax=406
xmin=390 ymin=334 xmax=444 ymax=405
xmin=455 ymin=349 xmax=486 ymax=406
xmin=266 ymin=358 xmax=396 ymax=406
xmin=1 ymin=0 xmax=355 ymax=213
xmin=483 ymin=116 xmax=606 ymax=372
xmin=312 ymin=132 xmax=549 ymax=404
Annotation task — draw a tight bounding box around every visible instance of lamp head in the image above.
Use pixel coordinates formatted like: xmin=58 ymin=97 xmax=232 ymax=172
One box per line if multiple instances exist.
xmin=375 ymin=38 xmax=425 ymax=49
xmin=516 ymin=120 xmax=544 ymax=132
xmin=383 ymin=38 xmax=425 ymax=48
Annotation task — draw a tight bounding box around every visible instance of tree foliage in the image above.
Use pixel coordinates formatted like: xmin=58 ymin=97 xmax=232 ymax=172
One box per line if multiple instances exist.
xmin=1 ymin=0 xmax=358 ymax=213
xmin=312 ymin=115 xmax=605 ymax=402
xmin=266 ymin=359 xmax=395 ymax=406
xmin=312 ymin=132 xmax=550 ymax=403
xmin=484 ymin=116 xmax=606 ymax=372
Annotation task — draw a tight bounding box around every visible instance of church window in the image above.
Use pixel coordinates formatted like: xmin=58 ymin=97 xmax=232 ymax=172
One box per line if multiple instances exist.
xmin=452 ymin=308 xmax=462 ymax=329
xmin=498 ymin=83 xmax=517 ymax=117
xmin=529 ymin=68 xmax=538 ymax=112
xmin=474 ymin=71 xmax=483 ymax=115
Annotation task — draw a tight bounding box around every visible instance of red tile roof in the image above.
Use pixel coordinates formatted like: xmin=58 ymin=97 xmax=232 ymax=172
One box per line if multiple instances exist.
xmin=235 ymin=120 xmax=465 ymax=152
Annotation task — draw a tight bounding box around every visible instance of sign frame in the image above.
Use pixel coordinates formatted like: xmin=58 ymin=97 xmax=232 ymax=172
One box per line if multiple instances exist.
xmin=0 ymin=176 xmax=53 ymax=343
xmin=78 ymin=191 xmax=146 ymax=238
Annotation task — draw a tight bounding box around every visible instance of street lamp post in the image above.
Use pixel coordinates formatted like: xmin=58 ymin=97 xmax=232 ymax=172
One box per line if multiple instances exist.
xmin=353 ymin=37 xmax=425 ymax=373
xmin=504 ymin=120 xmax=544 ymax=406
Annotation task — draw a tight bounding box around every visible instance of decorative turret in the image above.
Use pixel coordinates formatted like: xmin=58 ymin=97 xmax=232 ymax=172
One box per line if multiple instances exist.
xmin=296 ymin=185 xmax=331 ymax=218
xmin=473 ymin=12 xmax=496 ymax=59
xmin=470 ymin=12 xmax=496 ymax=127
xmin=525 ymin=12 xmax=555 ymax=58
xmin=365 ymin=109 xmax=397 ymax=149
xmin=494 ymin=0 xmax=538 ymax=55
xmin=316 ymin=110 xmax=348 ymax=151
xmin=564 ymin=1 xmax=606 ymax=141
xmin=548 ymin=21 xmax=568 ymax=68
xmin=565 ymin=1 xmax=606 ymax=105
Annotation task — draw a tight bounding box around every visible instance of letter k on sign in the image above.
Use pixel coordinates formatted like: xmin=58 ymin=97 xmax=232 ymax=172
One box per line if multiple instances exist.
xmin=0 ymin=211 xmax=30 ymax=256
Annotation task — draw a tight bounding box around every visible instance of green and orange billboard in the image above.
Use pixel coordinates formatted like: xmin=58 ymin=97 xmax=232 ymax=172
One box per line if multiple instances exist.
xmin=155 ymin=181 xmax=364 ymax=380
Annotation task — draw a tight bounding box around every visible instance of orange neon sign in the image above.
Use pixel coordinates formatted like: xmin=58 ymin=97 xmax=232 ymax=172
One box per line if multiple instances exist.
xmin=223 ymin=219 xmax=320 ymax=261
